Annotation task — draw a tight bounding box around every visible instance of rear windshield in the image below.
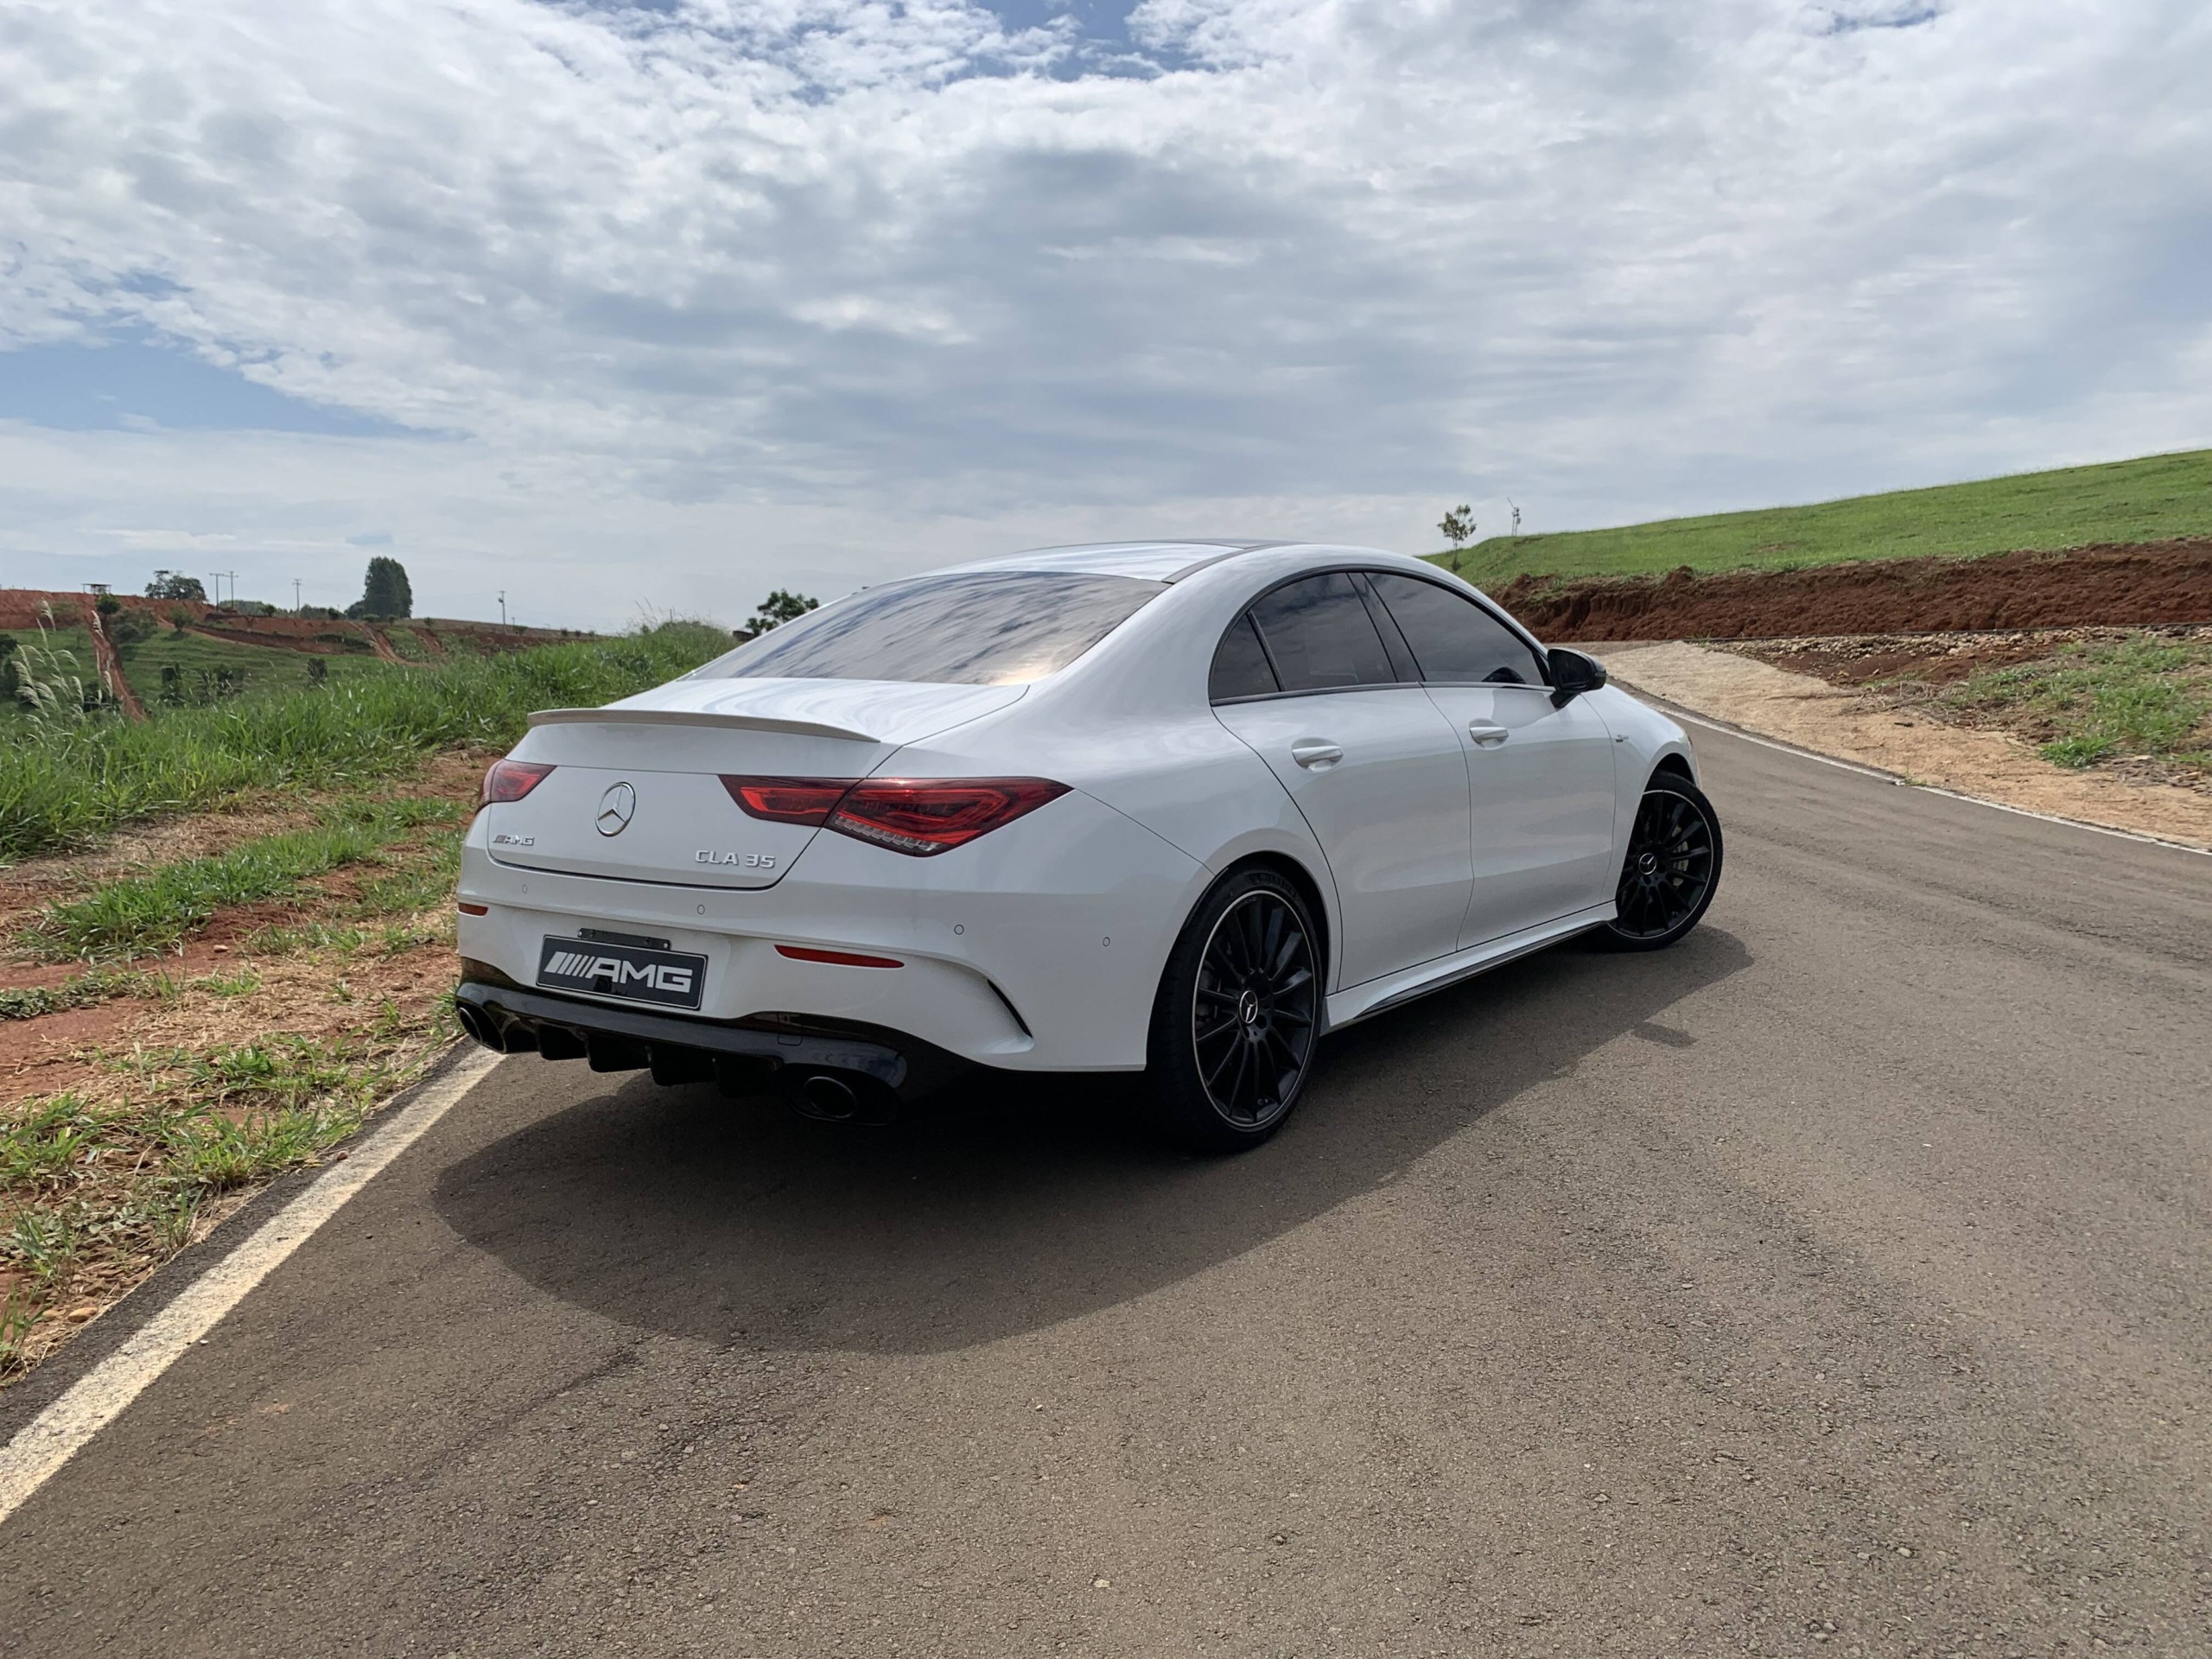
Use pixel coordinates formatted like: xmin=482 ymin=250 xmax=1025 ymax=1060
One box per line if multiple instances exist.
xmin=691 ymin=571 xmax=1167 ymax=686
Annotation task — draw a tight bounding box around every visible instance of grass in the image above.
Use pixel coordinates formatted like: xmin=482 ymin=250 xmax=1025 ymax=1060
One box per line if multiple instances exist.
xmin=1938 ymin=636 xmax=2212 ymax=772
xmin=1427 ymin=447 xmax=2212 ymax=585
xmin=0 ymin=619 xmax=729 ymax=864
xmin=0 ymin=620 xmax=725 ymax=1382
xmin=111 ymin=626 xmax=385 ymax=708
xmin=0 ymin=967 xmax=162 ymax=1021
xmin=24 ymin=798 xmax=467 ymax=960
xmin=0 ymin=966 xmax=262 ymax=1023
xmin=1 ymin=1020 xmax=446 ymax=1382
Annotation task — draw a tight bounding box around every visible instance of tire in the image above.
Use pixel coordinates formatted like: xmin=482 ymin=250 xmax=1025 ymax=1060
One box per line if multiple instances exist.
xmin=1598 ymin=776 xmax=1723 ymax=950
xmin=1147 ymin=868 xmax=1323 ymax=1154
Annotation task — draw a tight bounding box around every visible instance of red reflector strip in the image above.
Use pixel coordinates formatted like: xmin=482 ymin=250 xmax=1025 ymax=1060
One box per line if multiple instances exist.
xmin=775 ymin=944 xmax=904 ymax=969
xmin=457 ymin=901 xmax=490 ymax=916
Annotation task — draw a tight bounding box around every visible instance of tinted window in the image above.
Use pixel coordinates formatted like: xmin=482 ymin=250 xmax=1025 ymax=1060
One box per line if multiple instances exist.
xmin=694 ymin=572 xmax=1166 ymax=686
xmin=1367 ymin=574 xmax=1545 ymax=686
xmin=1209 ymin=614 xmax=1279 ymax=701
xmin=1248 ymin=573 xmax=1397 ymax=692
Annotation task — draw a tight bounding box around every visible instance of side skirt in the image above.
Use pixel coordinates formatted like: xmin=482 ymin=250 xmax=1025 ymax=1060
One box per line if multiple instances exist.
xmin=1323 ymin=902 xmax=1618 ymax=1033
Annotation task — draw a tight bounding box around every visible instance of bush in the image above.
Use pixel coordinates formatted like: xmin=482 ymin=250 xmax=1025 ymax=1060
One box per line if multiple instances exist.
xmin=0 ymin=621 xmax=729 ymax=862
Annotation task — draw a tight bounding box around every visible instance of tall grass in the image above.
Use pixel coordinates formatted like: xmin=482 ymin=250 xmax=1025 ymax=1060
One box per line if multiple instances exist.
xmin=0 ymin=620 xmax=728 ymax=864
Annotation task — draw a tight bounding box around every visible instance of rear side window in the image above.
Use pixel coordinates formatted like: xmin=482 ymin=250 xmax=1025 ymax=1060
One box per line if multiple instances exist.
xmin=1366 ymin=573 xmax=1546 ymax=686
xmin=1247 ymin=573 xmax=1398 ymax=693
xmin=694 ymin=572 xmax=1166 ymax=686
xmin=1209 ymin=614 xmax=1279 ymax=701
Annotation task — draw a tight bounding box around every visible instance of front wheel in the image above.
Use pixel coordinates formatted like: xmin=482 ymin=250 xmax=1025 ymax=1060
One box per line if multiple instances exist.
xmin=1147 ymin=869 xmax=1322 ymax=1154
xmin=1599 ymin=778 xmax=1723 ymax=950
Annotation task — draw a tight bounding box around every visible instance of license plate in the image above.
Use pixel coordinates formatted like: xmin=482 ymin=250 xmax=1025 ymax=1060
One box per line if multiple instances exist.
xmin=537 ymin=936 xmax=706 ymax=1011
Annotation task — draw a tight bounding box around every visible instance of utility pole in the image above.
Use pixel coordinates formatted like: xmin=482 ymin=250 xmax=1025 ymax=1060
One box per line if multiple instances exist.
xmin=292 ymin=578 xmax=302 ymax=613
xmin=214 ymin=570 xmax=240 ymax=604
xmin=1509 ymin=499 xmax=1522 ymax=537
xmin=499 ymin=591 xmax=506 ymax=627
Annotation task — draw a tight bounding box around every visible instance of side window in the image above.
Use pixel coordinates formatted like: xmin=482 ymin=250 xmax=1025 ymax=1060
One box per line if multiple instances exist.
xmin=1366 ymin=573 xmax=1548 ymax=686
xmin=1209 ymin=614 xmax=1280 ymax=702
xmin=1247 ymin=573 xmax=1398 ymax=692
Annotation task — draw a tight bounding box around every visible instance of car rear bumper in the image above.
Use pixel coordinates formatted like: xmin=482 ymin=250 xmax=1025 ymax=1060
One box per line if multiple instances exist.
xmin=453 ymin=970 xmax=963 ymax=1103
xmin=451 ymin=786 xmax=1205 ymax=1071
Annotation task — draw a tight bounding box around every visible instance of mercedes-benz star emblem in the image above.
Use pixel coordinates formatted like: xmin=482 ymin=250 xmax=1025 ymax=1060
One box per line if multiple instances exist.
xmin=595 ymin=782 xmax=637 ymax=837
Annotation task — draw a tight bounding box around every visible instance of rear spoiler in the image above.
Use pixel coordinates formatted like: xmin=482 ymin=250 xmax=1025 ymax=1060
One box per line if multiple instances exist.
xmin=527 ymin=708 xmax=879 ymax=742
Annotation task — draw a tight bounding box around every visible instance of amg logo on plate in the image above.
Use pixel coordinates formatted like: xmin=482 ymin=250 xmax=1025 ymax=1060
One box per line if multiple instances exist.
xmin=537 ymin=937 xmax=707 ymax=1011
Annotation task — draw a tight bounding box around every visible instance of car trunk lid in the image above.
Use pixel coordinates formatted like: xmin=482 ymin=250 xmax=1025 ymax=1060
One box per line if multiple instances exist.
xmin=480 ymin=678 xmax=1023 ymax=890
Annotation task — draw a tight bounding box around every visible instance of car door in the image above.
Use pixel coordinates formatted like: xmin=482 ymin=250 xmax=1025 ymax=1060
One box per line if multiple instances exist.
xmin=1363 ymin=572 xmax=1619 ymax=948
xmin=1210 ymin=571 xmax=1474 ymax=988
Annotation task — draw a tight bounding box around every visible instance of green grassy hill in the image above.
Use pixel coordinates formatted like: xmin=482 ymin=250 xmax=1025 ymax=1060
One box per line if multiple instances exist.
xmin=1429 ymin=448 xmax=2212 ymax=586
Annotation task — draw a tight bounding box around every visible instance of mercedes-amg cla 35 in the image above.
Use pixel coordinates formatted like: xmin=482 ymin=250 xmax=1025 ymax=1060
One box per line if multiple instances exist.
xmin=454 ymin=541 xmax=1721 ymax=1149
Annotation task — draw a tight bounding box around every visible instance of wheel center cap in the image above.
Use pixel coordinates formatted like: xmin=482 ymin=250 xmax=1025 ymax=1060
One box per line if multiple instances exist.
xmin=1236 ymin=988 xmax=1262 ymax=1027
xmin=1636 ymin=850 xmax=1659 ymax=875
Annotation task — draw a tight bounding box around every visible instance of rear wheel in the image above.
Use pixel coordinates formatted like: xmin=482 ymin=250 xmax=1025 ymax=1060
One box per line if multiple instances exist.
xmin=1148 ymin=869 xmax=1321 ymax=1153
xmin=1599 ymin=777 xmax=1722 ymax=950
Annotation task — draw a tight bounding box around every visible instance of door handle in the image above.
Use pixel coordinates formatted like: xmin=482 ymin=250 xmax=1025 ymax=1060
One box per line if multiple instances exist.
xmin=1467 ymin=722 xmax=1510 ymax=747
xmin=1289 ymin=739 xmax=1344 ymax=770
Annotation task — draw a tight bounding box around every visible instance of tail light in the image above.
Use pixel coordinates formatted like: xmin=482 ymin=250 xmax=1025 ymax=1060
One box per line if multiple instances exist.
xmin=721 ymin=775 xmax=1069 ymax=857
xmin=480 ymin=759 xmax=555 ymax=806
xmin=719 ymin=777 xmax=857 ymax=826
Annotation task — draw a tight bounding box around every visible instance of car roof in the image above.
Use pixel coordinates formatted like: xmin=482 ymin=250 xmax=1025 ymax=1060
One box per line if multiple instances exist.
xmin=935 ymin=540 xmax=1297 ymax=583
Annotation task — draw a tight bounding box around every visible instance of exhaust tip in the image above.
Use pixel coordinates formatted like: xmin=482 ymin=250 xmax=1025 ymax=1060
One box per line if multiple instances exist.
xmin=455 ymin=1001 xmax=499 ymax=1050
xmin=780 ymin=1068 xmax=902 ymax=1125
xmin=798 ymin=1073 xmax=861 ymax=1121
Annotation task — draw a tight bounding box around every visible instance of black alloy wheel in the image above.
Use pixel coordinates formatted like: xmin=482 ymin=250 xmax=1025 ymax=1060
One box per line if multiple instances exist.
xmin=1150 ymin=869 xmax=1321 ymax=1152
xmin=1600 ymin=778 xmax=1723 ymax=950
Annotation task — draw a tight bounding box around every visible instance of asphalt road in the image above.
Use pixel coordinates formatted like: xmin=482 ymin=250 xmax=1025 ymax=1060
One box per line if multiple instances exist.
xmin=3 ymin=724 xmax=2209 ymax=1657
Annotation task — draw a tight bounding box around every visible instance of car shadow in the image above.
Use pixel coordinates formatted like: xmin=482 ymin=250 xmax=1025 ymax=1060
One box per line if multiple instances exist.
xmin=432 ymin=926 xmax=1751 ymax=1355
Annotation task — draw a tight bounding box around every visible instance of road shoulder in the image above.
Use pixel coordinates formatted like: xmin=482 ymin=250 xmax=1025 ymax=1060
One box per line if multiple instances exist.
xmin=1600 ymin=639 xmax=2212 ymax=850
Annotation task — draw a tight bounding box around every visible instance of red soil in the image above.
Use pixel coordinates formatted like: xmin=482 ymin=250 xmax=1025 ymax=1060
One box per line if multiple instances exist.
xmin=0 ymin=589 xmax=579 ymax=658
xmin=1494 ymin=540 xmax=2212 ymax=643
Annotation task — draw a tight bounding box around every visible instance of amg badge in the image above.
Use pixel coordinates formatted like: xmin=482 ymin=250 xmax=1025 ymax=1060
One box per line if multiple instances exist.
xmin=537 ymin=936 xmax=707 ymax=1010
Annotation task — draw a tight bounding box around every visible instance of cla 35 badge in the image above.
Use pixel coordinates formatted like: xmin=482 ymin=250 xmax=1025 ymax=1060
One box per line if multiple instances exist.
xmin=537 ymin=936 xmax=707 ymax=1010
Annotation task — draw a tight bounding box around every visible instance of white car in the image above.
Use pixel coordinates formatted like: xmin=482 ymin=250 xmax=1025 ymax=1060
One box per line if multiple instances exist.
xmin=454 ymin=541 xmax=1722 ymax=1149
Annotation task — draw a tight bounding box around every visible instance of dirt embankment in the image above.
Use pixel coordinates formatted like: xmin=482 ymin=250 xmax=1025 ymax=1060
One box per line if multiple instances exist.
xmin=81 ymin=608 xmax=149 ymax=721
xmin=0 ymin=589 xmax=582 ymax=658
xmin=1500 ymin=540 xmax=2212 ymax=643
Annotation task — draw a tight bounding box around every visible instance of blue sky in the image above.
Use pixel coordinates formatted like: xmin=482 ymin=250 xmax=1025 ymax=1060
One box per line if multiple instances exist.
xmin=2 ymin=0 xmax=2207 ymax=626
xmin=0 ymin=337 xmax=414 ymax=437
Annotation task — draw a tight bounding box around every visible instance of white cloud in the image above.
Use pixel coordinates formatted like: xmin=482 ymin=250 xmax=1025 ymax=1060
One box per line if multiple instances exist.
xmin=1 ymin=0 xmax=2208 ymax=623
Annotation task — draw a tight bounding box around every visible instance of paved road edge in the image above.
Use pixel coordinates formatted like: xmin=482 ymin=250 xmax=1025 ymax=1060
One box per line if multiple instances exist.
xmin=0 ymin=1043 xmax=504 ymax=1527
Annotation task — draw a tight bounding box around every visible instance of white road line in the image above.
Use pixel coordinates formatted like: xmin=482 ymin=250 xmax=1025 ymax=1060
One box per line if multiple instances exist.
xmin=1630 ymin=694 xmax=2212 ymax=857
xmin=0 ymin=1046 xmax=503 ymax=1529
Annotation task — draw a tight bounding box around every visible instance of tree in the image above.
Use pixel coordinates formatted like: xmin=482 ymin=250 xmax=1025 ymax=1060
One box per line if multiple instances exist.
xmin=146 ymin=570 xmax=207 ymax=601
xmin=346 ymin=556 xmax=413 ymax=620
xmin=1438 ymin=505 xmax=1477 ymax=548
xmin=748 ymin=589 xmax=818 ymax=634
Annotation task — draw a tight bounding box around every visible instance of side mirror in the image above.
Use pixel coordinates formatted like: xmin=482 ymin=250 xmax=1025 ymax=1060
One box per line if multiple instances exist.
xmin=1547 ymin=646 xmax=1608 ymax=707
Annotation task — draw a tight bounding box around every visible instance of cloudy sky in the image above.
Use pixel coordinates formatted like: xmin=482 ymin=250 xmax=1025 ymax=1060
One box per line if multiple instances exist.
xmin=2 ymin=0 xmax=2207 ymax=626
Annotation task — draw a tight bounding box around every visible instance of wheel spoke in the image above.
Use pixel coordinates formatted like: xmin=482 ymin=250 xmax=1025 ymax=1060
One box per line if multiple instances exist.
xmin=1224 ymin=1039 xmax=1255 ymax=1119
